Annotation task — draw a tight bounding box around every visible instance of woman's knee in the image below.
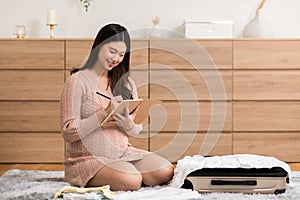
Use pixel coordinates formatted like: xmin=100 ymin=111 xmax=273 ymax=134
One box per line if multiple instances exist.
xmin=86 ymin=161 xmax=143 ymax=191
xmin=87 ymin=170 xmax=142 ymax=191
xmin=161 ymin=164 xmax=174 ymax=182
xmin=119 ymin=173 xmax=143 ymax=191
xmin=142 ymin=164 xmax=174 ymax=186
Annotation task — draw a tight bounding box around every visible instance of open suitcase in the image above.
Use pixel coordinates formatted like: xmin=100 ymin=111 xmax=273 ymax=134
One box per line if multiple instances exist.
xmin=181 ymin=167 xmax=288 ymax=194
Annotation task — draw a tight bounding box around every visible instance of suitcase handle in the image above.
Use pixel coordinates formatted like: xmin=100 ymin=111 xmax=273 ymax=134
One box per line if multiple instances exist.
xmin=211 ymin=180 xmax=257 ymax=186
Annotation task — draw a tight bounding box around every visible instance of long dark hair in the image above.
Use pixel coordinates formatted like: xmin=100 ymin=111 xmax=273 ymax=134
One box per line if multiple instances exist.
xmin=71 ymin=23 xmax=132 ymax=99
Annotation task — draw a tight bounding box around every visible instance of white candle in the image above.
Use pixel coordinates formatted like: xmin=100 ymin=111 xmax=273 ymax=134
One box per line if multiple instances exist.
xmin=47 ymin=9 xmax=57 ymax=24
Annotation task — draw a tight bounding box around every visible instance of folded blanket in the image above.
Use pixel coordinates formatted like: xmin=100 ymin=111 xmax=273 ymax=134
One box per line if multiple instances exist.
xmin=168 ymin=154 xmax=291 ymax=188
xmin=54 ymin=185 xmax=114 ymax=199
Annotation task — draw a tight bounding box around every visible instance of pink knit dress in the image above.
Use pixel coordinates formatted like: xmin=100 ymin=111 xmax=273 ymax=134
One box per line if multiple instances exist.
xmin=60 ymin=69 xmax=153 ymax=187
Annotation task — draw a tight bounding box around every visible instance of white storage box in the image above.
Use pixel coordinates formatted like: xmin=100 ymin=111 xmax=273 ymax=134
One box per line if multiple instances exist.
xmin=185 ymin=21 xmax=234 ymax=39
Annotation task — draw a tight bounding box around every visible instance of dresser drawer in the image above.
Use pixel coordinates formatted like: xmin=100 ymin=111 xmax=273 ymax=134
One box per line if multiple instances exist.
xmin=66 ymin=40 xmax=148 ymax=70
xmin=150 ymin=40 xmax=232 ymax=70
xmin=234 ymin=40 xmax=300 ymax=69
xmin=150 ymin=101 xmax=231 ymax=132
xmin=234 ymin=70 xmax=300 ymax=100
xmin=150 ymin=69 xmax=232 ymax=100
xmin=0 ymin=101 xmax=60 ymax=132
xmin=0 ymin=40 xmax=64 ymax=70
xmin=128 ymin=132 xmax=149 ymax=151
xmin=66 ymin=40 xmax=93 ymax=70
xmin=150 ymin=132 xmax=232 ymax=162
xmin=0 ymin=70 xmax=64 ymax=100
xmin=233 ymin=133 xmax=300 ymax=162
xmin=233 ymin=102 xmax=300 ymax=131
xmin=0 ymin=133 xmax=64 ymax=163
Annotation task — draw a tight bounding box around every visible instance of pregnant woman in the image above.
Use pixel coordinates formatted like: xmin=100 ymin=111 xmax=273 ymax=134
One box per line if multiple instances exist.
xmin=60 ymin=23 xmax=174 ymax=191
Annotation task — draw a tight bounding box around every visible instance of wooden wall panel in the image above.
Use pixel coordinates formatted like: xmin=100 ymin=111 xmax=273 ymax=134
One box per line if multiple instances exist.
xmin=234 ymin=70 xmax=300 ymax=100
xmin=150 ymin=69 xmax=231 ymax=100
xmin=0 ymin=102 xmax=60 ymax=132
xmin=150 ymin=102 xmax=231 ymax=132
xmin=233 ymin=102 xmax=300 ymax=131
xmin=150 ymin=133 xmax=232 ymax=162
xmin=150 ymin=40 xmax=232 ymax=70
xmin=0 ymin=133 xmax=64 ymax=163
xmin=0 ymin=70 xmax=64 ymax=100
xmin=233 ymin=133 xmax=300 ymax=162
xmin=0 ymin=40 xmax=64 ymax=70
xmin=234 ymin=40 xmax=300 ymax=69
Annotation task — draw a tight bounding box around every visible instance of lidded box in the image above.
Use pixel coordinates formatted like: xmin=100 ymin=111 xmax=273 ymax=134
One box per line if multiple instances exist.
xmin=185 ymin=20 xmax=234 ymax=38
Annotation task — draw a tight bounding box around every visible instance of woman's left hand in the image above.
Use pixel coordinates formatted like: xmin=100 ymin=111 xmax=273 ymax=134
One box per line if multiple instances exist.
xmin=113 ymin=107 xmax=135 ymax=132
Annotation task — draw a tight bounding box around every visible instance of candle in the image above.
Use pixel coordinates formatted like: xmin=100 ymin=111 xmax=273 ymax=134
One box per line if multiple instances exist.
xmin=47 ymin=9 xmax=57 ymax=24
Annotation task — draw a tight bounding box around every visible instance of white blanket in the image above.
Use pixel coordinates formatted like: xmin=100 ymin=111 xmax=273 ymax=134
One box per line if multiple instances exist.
xmin=115 ymin=186 xmax=202 ymax=200
xmin=168 ymin=154 xmax=291 ymax=188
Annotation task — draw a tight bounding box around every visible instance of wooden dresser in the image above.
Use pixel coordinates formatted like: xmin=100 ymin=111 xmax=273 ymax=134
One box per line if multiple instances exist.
xmin=0 ymin=38 xmax=299 ymax=164
xmin=232 ymin=39 xmax=300 ymax=163
xmin=0 ymin=39 xmax=65 ymax=163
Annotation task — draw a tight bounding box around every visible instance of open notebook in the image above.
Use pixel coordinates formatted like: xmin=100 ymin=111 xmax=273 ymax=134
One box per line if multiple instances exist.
xmin=100 ymin=99 xmax=160 ymax=127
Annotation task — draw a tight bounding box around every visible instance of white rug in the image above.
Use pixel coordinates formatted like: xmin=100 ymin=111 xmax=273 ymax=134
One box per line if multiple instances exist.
xmin=0 ymin=169 xmax=300 ymax=200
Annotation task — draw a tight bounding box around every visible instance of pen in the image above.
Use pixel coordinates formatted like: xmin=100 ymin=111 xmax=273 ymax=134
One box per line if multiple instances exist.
xmin=96 ymin=92 xmax=111 ymax=100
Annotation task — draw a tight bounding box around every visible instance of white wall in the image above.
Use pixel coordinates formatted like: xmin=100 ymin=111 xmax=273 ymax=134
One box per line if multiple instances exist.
xmin=1 ymin=0 xmax=300 ymax=38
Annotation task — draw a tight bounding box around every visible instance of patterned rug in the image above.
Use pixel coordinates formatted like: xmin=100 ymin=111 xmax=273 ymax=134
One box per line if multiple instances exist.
xmin=1 ymin=169 xmax=300 ymax=200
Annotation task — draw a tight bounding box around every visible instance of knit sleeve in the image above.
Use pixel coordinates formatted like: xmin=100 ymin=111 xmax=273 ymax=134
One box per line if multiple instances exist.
xmin=60 ymin=74 xmax=107 ymax=143
xmin=124 ymin=78 xmax=143 ymax=136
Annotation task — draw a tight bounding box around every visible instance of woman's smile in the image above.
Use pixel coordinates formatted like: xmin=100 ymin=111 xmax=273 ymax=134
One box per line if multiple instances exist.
xmin=107 ymin=59 xmax=119 ymax=68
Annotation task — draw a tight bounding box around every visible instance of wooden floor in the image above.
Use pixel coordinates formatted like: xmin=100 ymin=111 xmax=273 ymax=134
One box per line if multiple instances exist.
xmin=0 ymin=163 xmax=300 ymax=176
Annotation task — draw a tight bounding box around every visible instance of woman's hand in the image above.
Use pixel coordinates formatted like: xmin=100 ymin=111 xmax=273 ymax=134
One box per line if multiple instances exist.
xmin=111 ymin=95 xmax=123 ymax=111
xmin=113 ymin=107 xmax=135 ymax=132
